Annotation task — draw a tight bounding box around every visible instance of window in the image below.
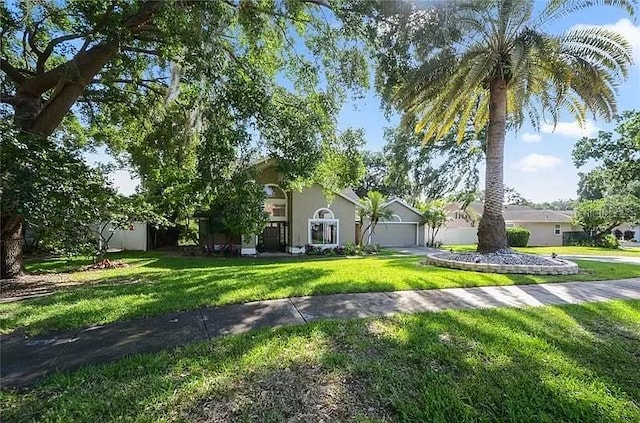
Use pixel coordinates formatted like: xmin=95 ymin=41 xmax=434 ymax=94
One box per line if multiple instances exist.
xmin=309 ymin=208 xmax=339 ymax=246
xmin=264 ymin=184 xmax=287 ymax=221
xmin=554 ymin=224 xmax=561 ymax=236
xmin=314 ymin=208 xmax=334 ymax=219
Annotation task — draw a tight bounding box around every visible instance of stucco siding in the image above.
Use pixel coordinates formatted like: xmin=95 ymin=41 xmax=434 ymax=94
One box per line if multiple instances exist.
xmin=514 ymin=222 xmax=576 ymax=246
xmin=385 ymin=201 xmax=422 ymax=223
xmin=255 ymin=165 xmax=281 ymax=185
xmin=290 ymin=184 xmax=357 ymax=247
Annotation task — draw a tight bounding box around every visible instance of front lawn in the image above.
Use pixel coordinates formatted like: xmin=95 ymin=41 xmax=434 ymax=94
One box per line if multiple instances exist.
xmin=2 ymin=300 xmax=639 ymax=422
xmin=2 ymin=252 xmax=639 ymax=336
xmin=446 ymin=244 xmax=640 ymax=257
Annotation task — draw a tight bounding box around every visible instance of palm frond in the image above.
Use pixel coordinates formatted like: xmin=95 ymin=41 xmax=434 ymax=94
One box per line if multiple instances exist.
xmin=538 ymin=0 xmax=636 ymax=26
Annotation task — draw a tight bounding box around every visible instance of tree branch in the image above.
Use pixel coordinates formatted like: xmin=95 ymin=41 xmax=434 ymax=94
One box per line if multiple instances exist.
xmin=90 ymin=77 xmax=168 ymax=84
xmin=122 ymin=46 xmax=161 ymax=56
xmin=1 ymin=59 xmax=27 ymax=84
xmin=0 ymin=95 xmax=19 ymax=106
xmin=26 ymin=27 xmax=43 ymax=58
xmin=37 ymin=34 xmax=84 ymax=73
xmin=302 ymin=0 xmax=331 ymax=8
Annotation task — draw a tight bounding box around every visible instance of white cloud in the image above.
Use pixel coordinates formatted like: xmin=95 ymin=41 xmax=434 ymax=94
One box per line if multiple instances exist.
xmin=513 ymin=154 xmax=562 ymax=173
xmin=521 ymin=132 xmax=542 ymax=143
xmin=571 ymin=18 xmax=640 ymax=64
xmin=541 ymin=120 xmax=598 ymax=138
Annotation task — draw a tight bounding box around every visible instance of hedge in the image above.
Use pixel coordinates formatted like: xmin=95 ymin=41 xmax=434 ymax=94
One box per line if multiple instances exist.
xmin=506 ymin=226 xmax=530 ymax=247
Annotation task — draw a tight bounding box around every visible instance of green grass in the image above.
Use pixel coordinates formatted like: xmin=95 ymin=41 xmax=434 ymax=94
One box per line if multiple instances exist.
xmin=2 ymin=300 xmax=639 ymax=422
xmin=445 ymin=244 xmax=640 ymax=257
xmin=2 ymin=252 xmax=639 ymax=336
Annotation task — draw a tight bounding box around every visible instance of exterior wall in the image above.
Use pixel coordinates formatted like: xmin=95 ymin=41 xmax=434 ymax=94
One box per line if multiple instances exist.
xmin=241 ymin=234 xmax=256 ymax=255
xmin=98 ymin=221 xmax=148 ymax=251
xmin=255 ymin=165 xmax=281 ymax=185
xmin=385 ymin=201 xmax=422 ymax=223
xmin=444 ymin=204 xmax=477 ymax=229
xmin=514 ymin=222 xmax=577 ymax=246
xmin=290 ymin=184 xmax=356 ymax=247
xmin=418 ymin=224 xmax=425 ymax=246
xmin=434 ymin=227 xmax=478 ymax=245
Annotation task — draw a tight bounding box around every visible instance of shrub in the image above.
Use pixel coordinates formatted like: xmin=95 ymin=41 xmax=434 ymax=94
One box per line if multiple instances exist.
xmin=598 ymin=234 xmax=620 ymax=249
xmin=613 ymin=229 xmax=623 ymax=239
xmin=221 ymin=244 xmax=240 ymax=257
xmin=506 ymin=227 xmax=530 ymax=247
xmin=305 ymin=244 xmax=321 ymax=255
xmin=343 ymin=242 xmax=357 ymax=256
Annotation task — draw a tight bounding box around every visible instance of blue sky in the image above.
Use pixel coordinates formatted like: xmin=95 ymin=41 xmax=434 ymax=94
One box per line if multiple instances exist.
xmin=93 ymin=4 xmax=640 ymax=203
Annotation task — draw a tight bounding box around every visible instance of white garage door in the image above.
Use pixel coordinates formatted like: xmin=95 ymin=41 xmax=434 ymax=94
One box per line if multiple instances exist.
xmin=367 ymin=223 xmax=418 ymax=246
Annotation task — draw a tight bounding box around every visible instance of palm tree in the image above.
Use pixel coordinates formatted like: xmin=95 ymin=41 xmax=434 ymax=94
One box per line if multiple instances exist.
xmin=395 ymin=0 xmax=634 ymax=252
xmin=358 ymin=191 xmax=393 ymax=246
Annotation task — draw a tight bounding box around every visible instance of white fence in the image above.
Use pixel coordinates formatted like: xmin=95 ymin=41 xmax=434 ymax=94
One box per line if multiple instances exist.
xmin=97 ymin=221 xmax=148 ymax=251
xmin=434 ymin=227 xmax=478 ymax=245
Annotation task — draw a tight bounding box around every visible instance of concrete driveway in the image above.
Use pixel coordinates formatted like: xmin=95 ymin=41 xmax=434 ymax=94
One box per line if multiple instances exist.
xmin=391 ymin=246 xmax=441 ymax=256
xmin=559 ymin=255 xmax=640 ymax=265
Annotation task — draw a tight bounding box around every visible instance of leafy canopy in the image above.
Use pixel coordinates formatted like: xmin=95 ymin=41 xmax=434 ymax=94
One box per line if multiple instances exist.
xmin=573 ymin=110 xmax=640 ymax=200
xmin=1 ymin=0 xmax=370 ymax=252
xmin=391 ymin=0 xmax=634 ymax=142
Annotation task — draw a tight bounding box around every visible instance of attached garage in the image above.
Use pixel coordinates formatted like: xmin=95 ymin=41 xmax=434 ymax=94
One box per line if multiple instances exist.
xmin=363 ymin=198 xmax=424 ymax=246
xmin=366 ymin=222 xmax=420 ymax=246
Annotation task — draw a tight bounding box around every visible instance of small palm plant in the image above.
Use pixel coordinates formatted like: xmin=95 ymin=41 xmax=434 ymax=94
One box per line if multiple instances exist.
xmin=358 ymin=191 xmax=393 ymax=246
xmin=419 ymin=199 xmax=450 ymax=247
xmin=395 ymin=0 xmax=634 ymax=252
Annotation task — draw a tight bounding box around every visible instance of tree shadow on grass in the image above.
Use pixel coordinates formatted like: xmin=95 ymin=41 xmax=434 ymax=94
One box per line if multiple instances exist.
xmin=1 ymin=266 xmax=334 ymax=335
xmin=3 ymin=300 xmax=640 ymax=422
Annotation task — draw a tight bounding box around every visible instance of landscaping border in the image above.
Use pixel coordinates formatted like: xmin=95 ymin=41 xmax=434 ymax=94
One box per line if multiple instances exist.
xmin=426 ymin=253 xmax=579 ymax=275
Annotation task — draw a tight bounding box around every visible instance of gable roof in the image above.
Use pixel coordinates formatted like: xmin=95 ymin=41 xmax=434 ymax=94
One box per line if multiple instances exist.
xmin=333 ymin=188 xmax=360 ymax=205
xmin=503 ymin=209 xmax=574 ymax=223
xmin=383 ymin=198 xmax=424 ymax=218
xmin=446 ymin=202 xmax=575 ymax=223
xmin=250 ymin=157 xmax=360 ymax=205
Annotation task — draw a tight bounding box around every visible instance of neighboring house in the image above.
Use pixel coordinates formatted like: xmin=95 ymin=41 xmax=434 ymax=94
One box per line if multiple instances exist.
xmin=362 ymin=198 xmax=425 ymax=247
xmin=199 ymin=158 xmax=359 ymax=255
xmin=440 ymin=203 xmax=581 ymax=246
xmin=612 ymin=223 xmax=640 ymax=241
xmin=502 ymin=209 xmax=580 ymax=246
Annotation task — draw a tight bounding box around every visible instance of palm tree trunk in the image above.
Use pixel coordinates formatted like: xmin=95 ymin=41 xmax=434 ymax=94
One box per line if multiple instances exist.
xmin=477 ymin=77 xmax=508 ymax=252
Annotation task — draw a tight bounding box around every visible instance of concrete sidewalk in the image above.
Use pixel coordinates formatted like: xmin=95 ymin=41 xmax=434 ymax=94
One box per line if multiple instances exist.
xmin=2 ymin=278 xmax=639 ymax=389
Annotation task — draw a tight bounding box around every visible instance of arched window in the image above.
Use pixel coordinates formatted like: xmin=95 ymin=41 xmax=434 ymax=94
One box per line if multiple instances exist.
xmin=264 ymin=184 xmax=287 ymax=221
xmin=313 ymin=208 xmax=334 ymax=219
xmin=309 ymin=208 xmax=339 ymax=246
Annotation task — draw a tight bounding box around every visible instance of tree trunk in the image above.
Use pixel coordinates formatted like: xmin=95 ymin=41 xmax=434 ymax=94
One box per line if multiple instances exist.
xmin=477 ymin=77 xmax=508 ymax=253
xmin=1 ymin=215 xmax=24 ymax=279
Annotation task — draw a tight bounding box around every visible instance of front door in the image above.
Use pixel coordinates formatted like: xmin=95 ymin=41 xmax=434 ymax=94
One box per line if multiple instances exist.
xmin=263 ymin=226 xmax=280 ymax=252
xmin=258 ymin=222 xmax=288 ymax=252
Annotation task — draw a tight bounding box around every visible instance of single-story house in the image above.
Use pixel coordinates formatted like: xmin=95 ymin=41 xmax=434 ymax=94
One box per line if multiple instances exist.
xmin=362 ymin=198 xmax=425 ymax=246
xmin=440 ymin=202 xmax=581 ymax=246
xmin=199 ymin=158 xmax=359 ymax=255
